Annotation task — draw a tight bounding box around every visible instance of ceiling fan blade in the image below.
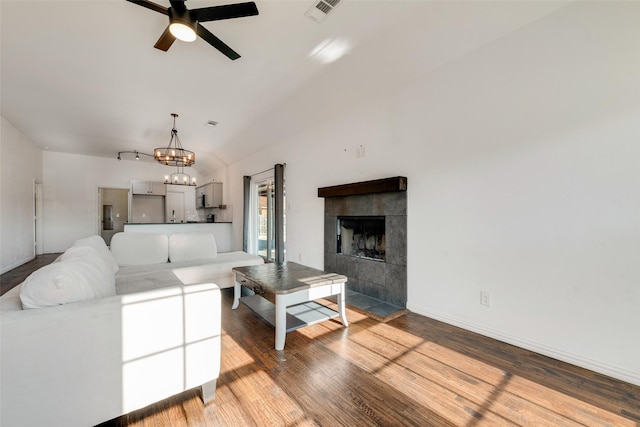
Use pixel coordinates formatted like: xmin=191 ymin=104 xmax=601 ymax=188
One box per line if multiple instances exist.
xmin=196 ymin=23 xmax=240 ymax=60
xmin=125 ymin=0 xmax=169 ymax=15
xmin=154 ymin=26 xmax=176 ymax=51
xmin=192 ymin=2 xmax=259 ymax=22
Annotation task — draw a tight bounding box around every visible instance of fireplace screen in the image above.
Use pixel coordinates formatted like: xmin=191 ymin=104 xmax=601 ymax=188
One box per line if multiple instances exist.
xmin=337 ymin=216 xmax=385 ymax=261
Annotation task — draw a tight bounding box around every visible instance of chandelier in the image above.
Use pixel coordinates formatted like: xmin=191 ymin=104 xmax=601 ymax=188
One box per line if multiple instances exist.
xmin=164 ymin=166 xmax=196 ymax=186
xmin=154 ymin=113 xmax=195 ymax=167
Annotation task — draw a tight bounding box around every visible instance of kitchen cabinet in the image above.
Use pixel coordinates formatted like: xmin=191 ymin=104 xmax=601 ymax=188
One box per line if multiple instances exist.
xmin=196 ymin=182 xmax=222 ymax=208
xmin=131 ymin=180 xmax=166 ymax=195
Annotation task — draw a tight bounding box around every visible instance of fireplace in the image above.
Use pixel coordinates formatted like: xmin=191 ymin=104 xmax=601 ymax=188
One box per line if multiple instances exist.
xmin=337 ymin=216 xmax=385 ymax=261
xmin=319 ymin=177 xmax=407 ymax=309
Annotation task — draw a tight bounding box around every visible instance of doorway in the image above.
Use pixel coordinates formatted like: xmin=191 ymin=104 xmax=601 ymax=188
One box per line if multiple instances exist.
xmin=243 ymin=164 xmax=286 ymax=263
xmin=98 ymin=188 xmax=129 ymax=246
xmin=257 ymin=179 xmax=275 ymax=260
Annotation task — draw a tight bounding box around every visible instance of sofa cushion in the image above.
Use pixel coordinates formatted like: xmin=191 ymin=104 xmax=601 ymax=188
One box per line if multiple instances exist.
xmin=0 ymin=285 xmax=24 ymax=312
xmin=72 ymin=235 xmax=119 ymax=273
xmin=59 ymin=246 xmax=116 ymax=297
xmin=168 ymin=232 xmax=217 ymax=263
xmin=115 ymin=251 xmax=264 ymax=293
xmin=171 ymin=251 xmax=263 ymax=285
xmin=20 ymin=256 xmax=116 ymax=309
xmin=115 ymin=270 xmax=183 ymax=295
xmin=110 ymin=233 xmax=169 ymax=266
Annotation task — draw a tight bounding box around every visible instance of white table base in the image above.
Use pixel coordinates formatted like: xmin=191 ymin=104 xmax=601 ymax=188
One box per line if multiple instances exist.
xmin=233 ymin=279 xmax=349 ymax=350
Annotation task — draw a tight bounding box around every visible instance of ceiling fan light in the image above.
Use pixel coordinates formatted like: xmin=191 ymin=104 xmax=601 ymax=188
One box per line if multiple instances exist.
xmin=169 ymin=21 xmax=197 ymax=42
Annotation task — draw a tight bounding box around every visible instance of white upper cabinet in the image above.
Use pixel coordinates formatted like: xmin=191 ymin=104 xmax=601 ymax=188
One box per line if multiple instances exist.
xmin=131 ymin=180 xmax=166 ymax=195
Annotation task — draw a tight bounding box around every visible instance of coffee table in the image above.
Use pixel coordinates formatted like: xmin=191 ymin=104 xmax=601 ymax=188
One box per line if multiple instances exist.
xmin=232 ymin=262 xmax=349 ymax=350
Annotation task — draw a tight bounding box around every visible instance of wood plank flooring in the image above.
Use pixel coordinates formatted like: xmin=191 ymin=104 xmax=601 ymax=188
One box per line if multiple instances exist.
xmin=3 ymin=257 xmax=639 ymax=426
xmin=0 ymin=253 xmax=61 ymax=296
xmin=107 ymin=290 xmax=640 ymax=426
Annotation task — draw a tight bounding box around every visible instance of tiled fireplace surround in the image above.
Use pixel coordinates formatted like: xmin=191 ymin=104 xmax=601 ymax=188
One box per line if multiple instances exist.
xmin=321 ymin=178 xmax=407 ymax=310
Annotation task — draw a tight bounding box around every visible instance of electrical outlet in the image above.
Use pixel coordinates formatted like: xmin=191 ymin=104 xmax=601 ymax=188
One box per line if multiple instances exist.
xmin=480 ymin=291 xmax=492 ymax=307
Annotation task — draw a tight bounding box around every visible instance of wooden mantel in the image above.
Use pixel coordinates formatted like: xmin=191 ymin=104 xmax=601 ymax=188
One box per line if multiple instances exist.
xmin=317 ymin=176 xmax=407 ymax=198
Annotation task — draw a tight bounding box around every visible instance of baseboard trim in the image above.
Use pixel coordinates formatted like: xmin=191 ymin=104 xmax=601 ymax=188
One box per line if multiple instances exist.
xmin=407 ymin=303 xmax=640 ymax=387
xmin=0 ymin=255 xmax=36 ymax=275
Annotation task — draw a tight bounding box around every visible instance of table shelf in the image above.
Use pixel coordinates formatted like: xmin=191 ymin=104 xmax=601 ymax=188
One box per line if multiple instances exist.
xmin=240 ymin=294 xmax=339 ymax=333
xmin=233 ymin=262 xmax=348 ymax=349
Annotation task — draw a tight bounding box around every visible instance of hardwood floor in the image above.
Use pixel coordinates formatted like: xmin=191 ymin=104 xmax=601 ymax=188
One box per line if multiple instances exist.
xmin=0 ymin=253 xmax=61 ymax=296
xmin=109 ymin=290 xmax=639 ymax=427
xmin=3 ymin=258 xmax=639 ymax=426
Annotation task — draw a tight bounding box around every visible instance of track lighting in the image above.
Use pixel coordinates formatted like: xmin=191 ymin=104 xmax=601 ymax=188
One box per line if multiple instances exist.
xmin=117 ymin=151 xmax=152 ymax=161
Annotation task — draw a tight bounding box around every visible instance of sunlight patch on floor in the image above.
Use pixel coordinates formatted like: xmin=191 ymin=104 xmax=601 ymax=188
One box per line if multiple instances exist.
xmin=292 ymin=300 xmax=368 ymax=341
xmin=225 ymin=369 xmax=310 ymax=425
xmin=219 ymin=332 xmax=255 ymax=375
xmin=295 ymin=321 xmax=342 ymax=340
xmin=329 ymin=322 xmax=634 ymax=426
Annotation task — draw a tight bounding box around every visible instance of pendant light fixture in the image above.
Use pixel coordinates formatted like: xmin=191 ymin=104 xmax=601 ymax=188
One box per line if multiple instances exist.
xmin=154 ymin=113 xmax=195 ymax=167
xmin=164 ymin=166 xmax=197 ymax=186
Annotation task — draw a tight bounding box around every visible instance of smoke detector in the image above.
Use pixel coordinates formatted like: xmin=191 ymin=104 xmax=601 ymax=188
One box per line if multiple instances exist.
xmin=305 ymin=0 xmax=341 ymax=23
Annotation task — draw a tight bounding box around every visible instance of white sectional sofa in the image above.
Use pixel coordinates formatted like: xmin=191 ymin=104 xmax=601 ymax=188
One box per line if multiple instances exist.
xmin=0 ymin=232 xmax=263 ymax=427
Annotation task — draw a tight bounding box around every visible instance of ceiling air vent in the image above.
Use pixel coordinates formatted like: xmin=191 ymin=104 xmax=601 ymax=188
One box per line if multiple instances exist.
xmin=305 ymin=0 xmax=341 ymax=23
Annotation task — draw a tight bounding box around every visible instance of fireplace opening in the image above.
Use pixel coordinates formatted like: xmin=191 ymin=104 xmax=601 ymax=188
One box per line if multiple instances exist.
xmin=337 ymin=216 xmax=385 ymax=262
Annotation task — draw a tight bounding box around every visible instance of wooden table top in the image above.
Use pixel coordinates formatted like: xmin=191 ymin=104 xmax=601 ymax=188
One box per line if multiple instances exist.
xmin=233 ymin=262 xmax=347 ymax=294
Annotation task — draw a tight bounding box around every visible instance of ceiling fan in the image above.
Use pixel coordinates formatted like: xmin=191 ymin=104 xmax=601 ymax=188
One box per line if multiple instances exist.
xmin=126 ymin=0 xmax=259 ymax=60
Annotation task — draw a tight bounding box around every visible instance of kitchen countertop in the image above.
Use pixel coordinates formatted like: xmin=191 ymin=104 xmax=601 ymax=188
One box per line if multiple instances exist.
xmin=126 ymin=221 xmax=232 ymax=224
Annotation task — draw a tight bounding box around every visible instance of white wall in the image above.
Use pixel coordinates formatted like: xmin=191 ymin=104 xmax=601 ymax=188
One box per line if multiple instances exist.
xmin=221 ymin=2 xmax=640 ymax=385
xmin=41 ymin=152 xmax=203 ymax=252
xmin=4 ymin=0 xmax=637 ymax=387
xmin=0 ymin=117 xmax=43 ymax=274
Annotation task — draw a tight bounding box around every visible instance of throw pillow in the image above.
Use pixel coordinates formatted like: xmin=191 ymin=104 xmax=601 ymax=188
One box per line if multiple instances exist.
xmin=20 ymin=257 xmax=115 ymax=309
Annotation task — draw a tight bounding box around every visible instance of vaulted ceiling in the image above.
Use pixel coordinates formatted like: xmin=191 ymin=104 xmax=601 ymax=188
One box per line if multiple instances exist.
xmin=1 ymin=1 xmax=570 ymax=173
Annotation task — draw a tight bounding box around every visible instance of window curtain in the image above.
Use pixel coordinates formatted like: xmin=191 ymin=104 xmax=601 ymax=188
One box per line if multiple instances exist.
xmin=242 ymin=164 xmax=285 ymax=262
xmin=274 ymin=163 xmax=285 ymax=263
xmin=242 ymin=175 xmax=251 ymax=253
xmin=243 ymin=175 xmax=260 ymax=255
